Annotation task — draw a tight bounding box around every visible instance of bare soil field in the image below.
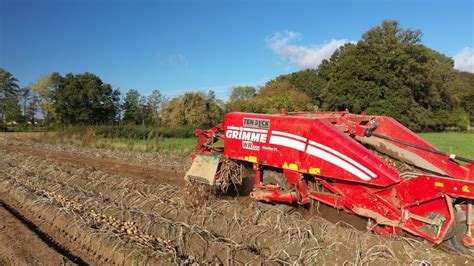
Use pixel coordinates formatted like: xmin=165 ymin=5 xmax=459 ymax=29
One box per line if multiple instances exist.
xmin=0 ymin=134 xmax=472 ymax=265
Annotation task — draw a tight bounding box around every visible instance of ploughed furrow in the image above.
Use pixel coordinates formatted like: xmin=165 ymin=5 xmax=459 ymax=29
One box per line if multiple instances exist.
xmin=0 ymin=156 xmax=191 ymax=264
xmin=0 ymin=197 xmax=86 ymax=265
xmin=1 ymin=152 xmax=310 ymax=263
xmin=0 ymin=136 xmax=191 ymax=178
xmin=1 ymin=150 xmax=471 ymax=264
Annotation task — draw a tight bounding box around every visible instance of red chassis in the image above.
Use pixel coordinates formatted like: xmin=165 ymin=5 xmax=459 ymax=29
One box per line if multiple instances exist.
xmin=191 ymin=111 xmax=474 ymax=246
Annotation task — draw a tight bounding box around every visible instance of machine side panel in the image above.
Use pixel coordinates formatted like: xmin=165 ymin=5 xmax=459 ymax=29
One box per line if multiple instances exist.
xmin=373 ymin=116 xmax=471 ymax=179
xmin=305 ymin=119 xmax=401 ymax=185
xmin=223 ymin=112 xmax=401 ymax=187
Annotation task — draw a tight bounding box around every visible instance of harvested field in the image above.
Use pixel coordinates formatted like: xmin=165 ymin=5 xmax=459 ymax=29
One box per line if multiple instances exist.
xmin=0 ymin=134 xmax=472 ymax=264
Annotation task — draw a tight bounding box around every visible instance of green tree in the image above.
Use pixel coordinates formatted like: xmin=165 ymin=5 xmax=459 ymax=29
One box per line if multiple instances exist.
xmin=2 ymin=98 xmax=22 ymax=122
xmin=147 ymin=89 xmax=164 ymax=125
xmin=19 ymin=87 xmax=30 ymax=118
xmin=54 ymin=73 xmax=120 ymax=124
xmin=226 ymin=86 xmax=258 ymax=113
xmin=161 ymin=91 xmax=223 ymax=128
xmin=456 ymin=71 xmax=474 ymax=127
xmin=256 ymin=77 xmax=314 ymax=113
xmin=138 ymin=94 xmax=150 ymax=125
xmin=225 ymin=80 xmax=314 ymax=113
xmin=31 ymin=72 xmax=62 ymax=123
xmin=206 ymin=90 xmax=225 ymax=125
xmin=0 ymin=68 xmax=20 ymax=121
xmin=229 ymin=86 xmax=256 ymax=100
xmin=287 ymin=69 xmax=323 ymax=106
xmin=26 ymin=95 xmax=41 ymax=124
xmin=0 ymin=68 xmax=19 ymax=98
xmin=311 ymin=20 xmax=469 ymax=131
xmin=122 ymin=89 xmax=141 ymax=124
xmin=17 ymin=87 xmax=41 ymax=123
xmin=125 ymin=89 xmax=167 ymax=126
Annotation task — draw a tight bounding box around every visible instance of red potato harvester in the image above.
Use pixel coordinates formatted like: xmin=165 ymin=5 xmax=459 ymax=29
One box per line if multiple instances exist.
xmin=185 ymin=111 xmax=474 ymax=251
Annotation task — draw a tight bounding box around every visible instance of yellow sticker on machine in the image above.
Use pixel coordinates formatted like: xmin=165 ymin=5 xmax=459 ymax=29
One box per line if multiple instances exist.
xmin=244 ymin=156 xmax=257 ymax=163
xmin=309 ymin=167 xmax=321 ymax=175
xmin=282 ymin=161 xmax=298 ymax=171
xmin=288 ymin=163 xmax=298 ymax=171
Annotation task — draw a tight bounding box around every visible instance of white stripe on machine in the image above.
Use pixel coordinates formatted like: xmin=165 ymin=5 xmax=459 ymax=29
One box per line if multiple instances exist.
xmin=308 ymin=140 xmax=377 ymax=178
xmin=269 ymin=135 xmax=306 ymax=151
xmin=226 ymin=125 xmax=376 ymax=181
xmin=306 ymin=145 xmax=372 ymax=181
xmin=272 ymin=130 xmax=307 ymax=142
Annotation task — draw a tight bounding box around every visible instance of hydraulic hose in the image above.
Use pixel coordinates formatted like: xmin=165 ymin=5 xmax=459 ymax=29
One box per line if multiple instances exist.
xmin=368 ymin=132 xmax=474 ymax=164
xmin=363 ymin=117 xmax=473 ymax=164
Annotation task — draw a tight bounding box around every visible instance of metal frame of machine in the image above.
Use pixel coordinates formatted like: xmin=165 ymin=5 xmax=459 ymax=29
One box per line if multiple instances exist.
xmin=187 ymin=111 xmax=474 ymax=248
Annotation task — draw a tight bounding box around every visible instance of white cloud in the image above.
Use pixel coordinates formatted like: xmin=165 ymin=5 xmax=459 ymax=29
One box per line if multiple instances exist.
xmin=454 ymin=47 xmax=474 ymax=73
xmin=166 ymin=53 xmax=188 ymax=65
xmin=157 ymin=53 xmax=188 ymax=65
xmin=267 ymin=31 xmax=354 ymax=69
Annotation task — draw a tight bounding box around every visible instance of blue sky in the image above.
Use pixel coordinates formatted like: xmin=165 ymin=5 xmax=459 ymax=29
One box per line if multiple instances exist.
xmin=1 ymin=0 xmax=473 ymax=100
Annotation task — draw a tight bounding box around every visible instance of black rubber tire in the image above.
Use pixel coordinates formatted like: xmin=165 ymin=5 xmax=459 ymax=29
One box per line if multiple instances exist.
xmin=256 ymin=170 xmax=294 ymax=213
xmin=261 ymin=170 xmax=290 ymax=190
xmin=445 ymin=209 xmax=473 ymax=254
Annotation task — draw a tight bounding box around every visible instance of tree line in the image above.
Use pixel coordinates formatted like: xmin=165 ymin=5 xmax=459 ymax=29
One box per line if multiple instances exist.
xmin=0 ymin=69 xmax=41 ymax=124
xmin=1 ymin=20 xmax=473 ymax=132
xmin=0 ymin=69 xmax=224 ymax=130
xmin=227 ymin=20 xmax=474 ymax=131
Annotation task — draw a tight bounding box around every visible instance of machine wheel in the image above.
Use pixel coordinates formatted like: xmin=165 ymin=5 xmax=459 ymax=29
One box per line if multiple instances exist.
xmin=257 ymin=170 xmax=294 ymax=213
xmin=445 ymin=209 xmax=474 ymax=254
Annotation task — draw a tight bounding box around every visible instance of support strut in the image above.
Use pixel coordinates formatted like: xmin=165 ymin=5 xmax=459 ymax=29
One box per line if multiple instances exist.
xmin=464 ymin=200 xmax=474 ymax=247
